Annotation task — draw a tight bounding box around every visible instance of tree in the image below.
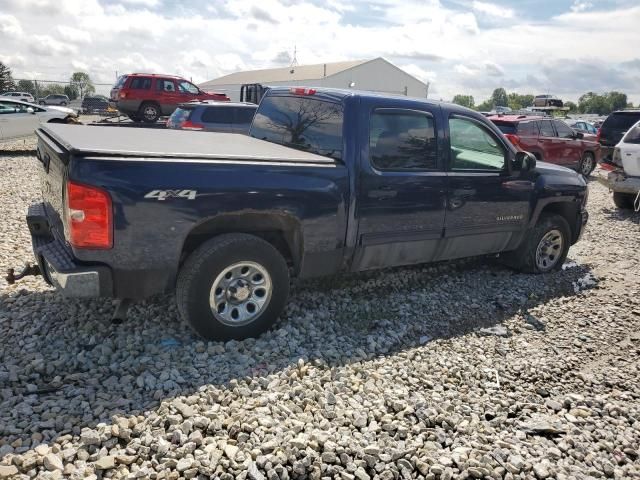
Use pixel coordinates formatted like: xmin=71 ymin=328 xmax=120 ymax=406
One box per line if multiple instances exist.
xmin=70 ymin=72 xmax=95 ymax=99
xmin=17 ymin=79 xmax=36 ymax=97
xmin=507 ymin=93 xmax=534 ymax=110
xmin=607 ymin=91 xmax=627 ymax=112
xmin=491 ymin=88 xmax=508 ymax=107
xmin=564 ymin=101 xmax=578 ymax=113
xmin=0 ymin=62 xmax=15 ymax=92
xmin=451 ymin=94 xmax=475 ymax=109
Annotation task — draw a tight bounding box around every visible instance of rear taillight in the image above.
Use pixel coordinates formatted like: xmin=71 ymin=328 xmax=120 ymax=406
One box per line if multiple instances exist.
xmin=596 ymin=128 xmax=601 ymax=143
xmin=612 ymin=147 xmax=623 ymax=167
xmin=504 ymin=134 xmax=522 ymax=149
xmin=181 ymin=120 xmax=204 ymax=131
xmin=66 ymin=181 xmax=113 ymax=249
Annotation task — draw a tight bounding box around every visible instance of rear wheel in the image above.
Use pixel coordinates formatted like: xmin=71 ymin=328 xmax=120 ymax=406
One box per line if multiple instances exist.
xmin=613 ymin=191 xmax=635 ymax=210
xmin=503 ymin=213 xmax=571 ymax=273
xmin=60 ymin=101 xmax=67 ymax=106
xmin=579 ymin=152 xmax=595 ymax=177
xmin=139 ymin=102 xmax=160 ymax=123
xmin=176 ymin=233 xmax=290 ymax=341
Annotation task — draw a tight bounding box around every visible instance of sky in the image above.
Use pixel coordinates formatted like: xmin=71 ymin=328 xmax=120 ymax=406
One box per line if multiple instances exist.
xmin=0 ymin=0 xmax=639 ymax=103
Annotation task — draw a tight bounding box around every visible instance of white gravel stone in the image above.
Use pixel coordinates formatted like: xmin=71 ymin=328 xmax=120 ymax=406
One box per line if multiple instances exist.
xmin=0 ymin=155 xmax=639 ymax=479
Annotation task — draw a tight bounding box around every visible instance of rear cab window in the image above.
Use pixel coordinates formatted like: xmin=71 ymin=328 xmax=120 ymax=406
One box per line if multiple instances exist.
xmin=250 ymin=94 xmax=344 ymax=161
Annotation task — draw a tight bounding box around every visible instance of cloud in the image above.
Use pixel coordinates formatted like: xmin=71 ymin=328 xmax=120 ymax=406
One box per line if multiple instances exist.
xmin=570 ymin=1 xmax=593 ymax=13
xmin=57 ymin=25 xmax=91 ymax=43
xmin=485 ymin=61 xmax=504 ymax=77
xmin=0 ymin=14 xmax=22 ymax=36
xmin=250 ymin=6 xmax=279 ymax=24
xmin=119 ymin=0 xmax=159 ymax=7
xmin=472 ymin=1 xmax=514 ymax=19
xmin=27 ymin=34 xmax=77 ymax=56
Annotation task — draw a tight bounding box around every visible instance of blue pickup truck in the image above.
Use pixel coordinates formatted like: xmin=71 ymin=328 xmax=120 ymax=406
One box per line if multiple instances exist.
xmin=19 ymin=87 xmax=588 ymax=340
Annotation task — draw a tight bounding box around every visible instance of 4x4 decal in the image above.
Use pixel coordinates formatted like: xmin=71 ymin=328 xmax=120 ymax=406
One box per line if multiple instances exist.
xmin=144 ymin=190 xmax=197 ymax=201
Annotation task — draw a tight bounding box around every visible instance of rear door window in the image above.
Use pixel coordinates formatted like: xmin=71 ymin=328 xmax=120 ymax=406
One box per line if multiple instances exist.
xmin=623 ymin=124 xmax=640 ymax=144
xmin=538 ymin=120 xmax=555 ymax=137
xmin=369 ymin=109 xmax=437 ymax=170
xmin=202 ymin=107 xmax=234 ymax=124
xmin=517 ymin=121 xmax=539 ymax=136
xmin=130 ymin=77 xmax=152 ymax=89
xmin=554 ymin=120 xmax=574 ymax=139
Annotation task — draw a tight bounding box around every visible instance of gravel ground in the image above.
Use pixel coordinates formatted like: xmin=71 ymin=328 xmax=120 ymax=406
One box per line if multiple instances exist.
xmin=0 ymin=139 xmax=638 ymax=480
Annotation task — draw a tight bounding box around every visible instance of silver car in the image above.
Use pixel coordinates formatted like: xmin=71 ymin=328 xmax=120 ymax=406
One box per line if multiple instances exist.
xmin=0 ymin=98 xmax=77 ymax=141
xmin=38 ymin=94 xmax=70 ymax=106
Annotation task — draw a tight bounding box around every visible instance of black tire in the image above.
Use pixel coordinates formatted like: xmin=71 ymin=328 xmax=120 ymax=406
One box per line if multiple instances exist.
xmin=579 ymin=152 xmax=596 ymax=177
xmin=504 ymin=213 xmax=571 ymax=273
xmin=139 ymin=102 xmax=160 ymax=123
xmin=176 ymin=233 xmax=290 ymax=341
xmin=613 ymin=191 xmax=635 ymax=210
xmin=39 ymin=101 xmax=45 ymax=105
xmin=61 ymin=102 xmax=67 ymax=106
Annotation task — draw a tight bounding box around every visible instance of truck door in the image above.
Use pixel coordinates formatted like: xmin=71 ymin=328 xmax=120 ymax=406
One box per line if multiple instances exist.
xmin=352 ymin=102 xmax=447 ymax=271
xmin=440 ymin=114 xmax=532 ymax=260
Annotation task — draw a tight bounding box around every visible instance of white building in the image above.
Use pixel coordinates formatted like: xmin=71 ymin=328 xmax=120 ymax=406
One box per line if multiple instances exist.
xmin=199 ymin=57 xmax=429 ymax=102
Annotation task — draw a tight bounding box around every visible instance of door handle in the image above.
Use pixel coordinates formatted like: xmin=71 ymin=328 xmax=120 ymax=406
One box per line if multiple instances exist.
xmin=368 ymin=189 xmax=397 ymax=199
xmin=502 ymin=180 xmax=534 ymax=191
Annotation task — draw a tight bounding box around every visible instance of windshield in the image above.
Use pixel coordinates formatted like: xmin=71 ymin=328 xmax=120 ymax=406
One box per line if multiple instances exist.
xmin=250 ymin=95 xmax=344 ymax=161
xmin=114 ymin=75 xmax=128 ymax=88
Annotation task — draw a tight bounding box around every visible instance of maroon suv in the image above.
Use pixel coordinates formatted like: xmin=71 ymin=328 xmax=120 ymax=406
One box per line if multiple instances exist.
xmin=110 ymin=73 xmax=229 ymax=123
xmin=489 ymin=115 xmax=601 ymax=176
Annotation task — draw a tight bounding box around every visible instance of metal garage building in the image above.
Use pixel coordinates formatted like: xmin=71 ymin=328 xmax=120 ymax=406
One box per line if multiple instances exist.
xmin=199 ymin=57 xmax=429 ymax=102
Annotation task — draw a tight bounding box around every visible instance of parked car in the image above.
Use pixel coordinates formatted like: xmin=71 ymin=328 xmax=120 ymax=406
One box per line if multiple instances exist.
xmin=110 ymin=73 xmax=230 ymax=123
xmin=21 ymin=87 xmax=588 ymax=341
xmin=0 ymin=98 xmax=77 ymax=141
xmin=38 ymin=94 xmax=70 ymax=106
xmin=489 ymin=115 xmax=600 ymax=176
xmin=567 ymin=119 xmax=598 ymax=136
xmin=166 ymin=101 xmax=257 ymax=133
xmin=533 ymin=95 xmax=563 ymax=108
xmin=606 ymin=119 xmax=640 ymax=210
xmin=0 ymin=91 xmax=35 ymax=103
xmin=598 ymin=109 xmax=640 ymax=161
xmin=81 ymin=95 xmax=109 ymax=114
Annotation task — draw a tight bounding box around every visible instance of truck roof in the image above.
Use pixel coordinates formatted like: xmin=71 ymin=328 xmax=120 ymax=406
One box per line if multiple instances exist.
xmin=39 ymin=124 xmax=335 ymax=164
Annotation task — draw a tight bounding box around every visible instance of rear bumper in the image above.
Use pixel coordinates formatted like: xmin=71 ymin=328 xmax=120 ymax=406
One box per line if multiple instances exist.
xmin=28 ymin=203 xmax=113 ymax=297
xmin=608 ymin=171 xmax=640 ymax=194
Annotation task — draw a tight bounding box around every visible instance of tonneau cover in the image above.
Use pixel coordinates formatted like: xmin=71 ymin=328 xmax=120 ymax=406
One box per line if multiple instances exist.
xmin=38 ymin=124 xmax=335 ymax=164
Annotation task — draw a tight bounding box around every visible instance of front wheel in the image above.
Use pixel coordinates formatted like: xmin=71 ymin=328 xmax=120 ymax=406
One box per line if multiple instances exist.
xmin=579 ymin=152 xmax=595 ymax=177
xmin=503 ymin=213 xmax=571 ymax=273
xmin=176 ymin=234 xmax=290 ymax=341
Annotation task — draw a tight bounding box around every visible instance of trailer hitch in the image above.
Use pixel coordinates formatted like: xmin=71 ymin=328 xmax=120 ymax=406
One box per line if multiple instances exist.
xmin=5 ymin=263 xmax=41 ymax=285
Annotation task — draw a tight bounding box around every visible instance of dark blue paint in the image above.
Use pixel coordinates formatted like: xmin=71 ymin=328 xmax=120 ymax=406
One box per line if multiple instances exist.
xmin=36 ymin=87 xmax=588 ymax=299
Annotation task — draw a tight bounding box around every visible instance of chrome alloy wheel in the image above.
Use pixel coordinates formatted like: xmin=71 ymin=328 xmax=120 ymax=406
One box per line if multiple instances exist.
xmin=535 ymin=229 xmax=564 ymax=271
xmin=209 ymin=261 xmax=272 ymax=326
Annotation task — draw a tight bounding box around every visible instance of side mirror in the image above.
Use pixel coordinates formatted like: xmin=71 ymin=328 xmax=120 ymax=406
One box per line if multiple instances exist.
xmin=515 ymin=151 xmax=537 ymax=172
xmin=26 ymin=107 xmax=35 ymax=114
xmin=575 ymin=131 xmax=584 ymax=139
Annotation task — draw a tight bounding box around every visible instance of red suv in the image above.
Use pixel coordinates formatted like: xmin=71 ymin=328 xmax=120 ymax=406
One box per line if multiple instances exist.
xmin=110 ymin=73 xmax=229 ymax=123
xmin=489 ymin=115 xmax=601 ymax=176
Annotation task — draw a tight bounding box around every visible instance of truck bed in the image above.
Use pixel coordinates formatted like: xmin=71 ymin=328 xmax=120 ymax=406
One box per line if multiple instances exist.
xmin=38 ymin=124 xmax=335 ymax=164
